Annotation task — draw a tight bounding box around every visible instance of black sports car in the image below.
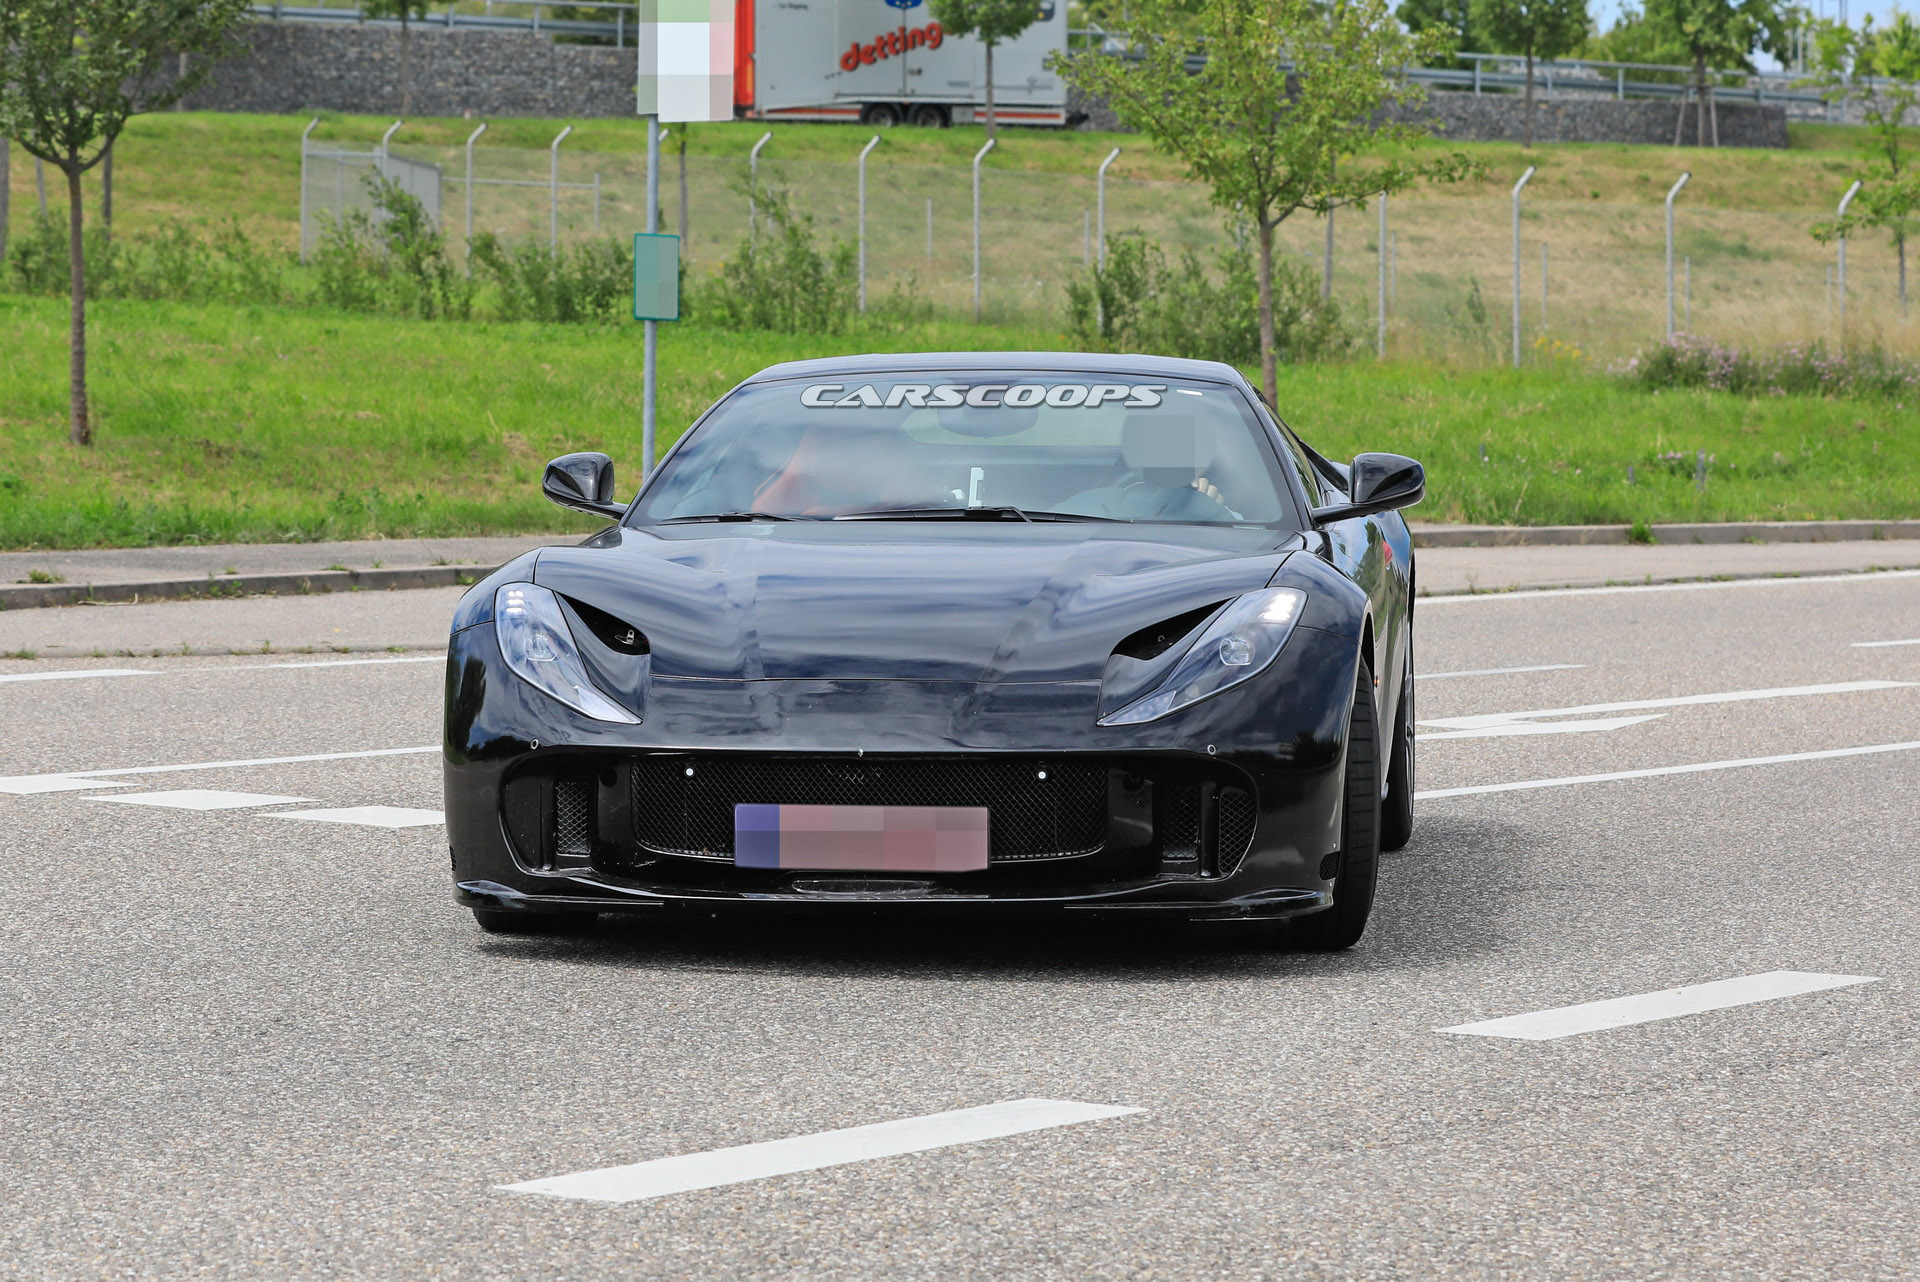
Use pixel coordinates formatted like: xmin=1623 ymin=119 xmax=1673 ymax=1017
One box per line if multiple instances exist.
xmin=445 ymin=353 xmax=1422 ymax=949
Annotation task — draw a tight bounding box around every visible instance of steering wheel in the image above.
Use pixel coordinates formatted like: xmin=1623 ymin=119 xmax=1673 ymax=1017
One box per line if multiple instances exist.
xmin=1115 ymin=479 xmax=1235 ymax=521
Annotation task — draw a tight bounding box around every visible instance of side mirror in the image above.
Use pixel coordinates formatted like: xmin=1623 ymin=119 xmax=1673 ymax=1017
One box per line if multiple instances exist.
xmin=542 ymin=452 xmax=624 ymax=519
xmin=1311 ymin=452 xmax=1424 ymax=524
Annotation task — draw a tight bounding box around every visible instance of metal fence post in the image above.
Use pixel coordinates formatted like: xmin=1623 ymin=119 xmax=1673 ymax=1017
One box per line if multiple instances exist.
xmin=1541 ymin=240 xmax=1548 ymax=327
xmin=1097 ymin=146 xmax=1120 ymax=266
xmin=299 ymin=117 xmax=319 ymax=263
xmin=379 ymin=119 xmax=403 ymax=185
xmin=462 ymin=121 xmax=486 ymax=273
xmin=1511 ymin=165 xmax=1536 ymax=368
xmin=1684 ymin=255 xmax=1692 ymax=329
xmin=1836 ymin=179 xmax=1862 ymax=350
xmin=972 ymin=138 xmax=995 ymax=322
xmin=1665 ymin=170 xmax=1689 ymax=340
xmin=748 ymin=131 xmax=772 ymax=237
xmin=926 ymin=198 xmax=934 ymax=262
xmin=549 ymin=124 xmax=573 ymax=251
xmin=1376 ymin=194 xmax=1387 ymax=360
xmin=858 ymin=134 xmax=881 ymax=312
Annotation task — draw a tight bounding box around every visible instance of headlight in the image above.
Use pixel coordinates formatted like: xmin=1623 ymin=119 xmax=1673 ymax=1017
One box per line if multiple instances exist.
xmin=1098 ymin=588 xmax=1306 ymax=726
xmin=495 ymin=583 xmax=641 ymax=724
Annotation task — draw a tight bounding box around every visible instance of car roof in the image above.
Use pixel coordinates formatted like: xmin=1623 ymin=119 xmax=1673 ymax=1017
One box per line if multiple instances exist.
xmin=746 ymin=351 xmax=1252 ymax=386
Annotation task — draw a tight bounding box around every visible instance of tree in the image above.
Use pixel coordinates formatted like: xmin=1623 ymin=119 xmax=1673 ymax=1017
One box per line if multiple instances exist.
xmin=1810 ymin=11 xmax=1920 ymax=314
xmin=930 ymin=0 xmax=1046 ymax=141
xmin=1644 ymin=0 xmax=1784 ymax=147
xmin=1399 ymin=0 xmax=1480 ymax=68
xmin=1057 ymin=0 xmax=1481 ymax=400
xmin=0 ymin=0 xmax=248 ymax=446
xmin=1471 ymin=0 xmax=1590 ymax=147
xmin=362 ymin=0 xmax=430 ymax=117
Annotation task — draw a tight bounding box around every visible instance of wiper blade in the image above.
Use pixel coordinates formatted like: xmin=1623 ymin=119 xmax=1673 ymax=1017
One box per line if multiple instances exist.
xmin=656 ymin=511 xmax=807 ymax=524
xmin=832 ymin=506 xmax=1126 ymax=523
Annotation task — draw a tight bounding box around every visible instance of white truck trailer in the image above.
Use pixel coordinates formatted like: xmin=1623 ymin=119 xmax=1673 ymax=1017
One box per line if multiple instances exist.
xmin=733 ymin=0 xmax=1071 ymax=128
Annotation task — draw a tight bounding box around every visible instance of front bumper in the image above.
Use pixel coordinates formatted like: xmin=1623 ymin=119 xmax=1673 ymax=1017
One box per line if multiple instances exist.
xmin=444 ymin=620 xmax=1359 ymax=921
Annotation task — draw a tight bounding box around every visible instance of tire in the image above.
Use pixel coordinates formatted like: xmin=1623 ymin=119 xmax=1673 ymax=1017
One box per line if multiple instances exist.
xmin=1380 ymin=629 xmax=1415 ymax=853
xmin=910 ymin=104 xmax=949 ymax=128
xmin=1289 ymin=660 xmax=1382 ymax=952
xmin=471 ymin=907 xmax=577 ymax=935
xmin=860 ymin=102 xmax=901 ymax=127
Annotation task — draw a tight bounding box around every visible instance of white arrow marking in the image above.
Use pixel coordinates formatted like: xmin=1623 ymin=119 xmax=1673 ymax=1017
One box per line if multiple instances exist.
xmin=1420 ymin=679 xmax=1912 ymax=734
xmin=1442 ymin=971 xmax=1880 ymax=1041
xmin=1419 ymin=714 xmax=1666 ymax=741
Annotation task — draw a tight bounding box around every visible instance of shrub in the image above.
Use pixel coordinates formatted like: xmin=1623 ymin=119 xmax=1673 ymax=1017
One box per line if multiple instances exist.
xmin=311 ymin=175 xmax=471 ymax=320
xmin=1623 ymin=337 xmax=1920 ymax=400
xmin=468 ymin=232 xmax=631 ymax=325
xmin=1065 ymin=232 xmax=1349 ymax=366
xmin=697 ymin=183 xmax=857 ymax=334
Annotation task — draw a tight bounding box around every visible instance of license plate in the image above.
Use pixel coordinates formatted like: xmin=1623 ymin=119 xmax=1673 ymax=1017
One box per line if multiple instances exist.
xmin=734 ymin=804 xmax=989 ymax=872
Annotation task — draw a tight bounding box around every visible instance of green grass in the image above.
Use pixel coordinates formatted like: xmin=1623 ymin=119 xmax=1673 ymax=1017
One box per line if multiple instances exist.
xmin=2 ymin=293 xmax=1913 ymax=549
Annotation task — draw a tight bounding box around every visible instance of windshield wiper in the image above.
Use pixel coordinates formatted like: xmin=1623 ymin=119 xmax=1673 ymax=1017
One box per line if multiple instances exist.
xmin=832 ymin=506 xmax=1125 ymax=523
xmin=656 ymin=511 xmax=808 ymax=524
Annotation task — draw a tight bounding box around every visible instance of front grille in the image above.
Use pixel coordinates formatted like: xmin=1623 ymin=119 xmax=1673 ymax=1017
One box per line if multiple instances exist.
xmin=554 ymin=779 xmax=594 ymax=856
xmin=1216 ymin=787 xmax=1255 ymax=876
xmin=630 ymin=755 xmax=1108 ymax=864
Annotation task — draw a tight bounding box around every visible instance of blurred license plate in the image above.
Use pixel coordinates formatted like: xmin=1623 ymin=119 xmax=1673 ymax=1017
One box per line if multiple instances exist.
xmin=734 ymin=804 xmax=989 ymax=872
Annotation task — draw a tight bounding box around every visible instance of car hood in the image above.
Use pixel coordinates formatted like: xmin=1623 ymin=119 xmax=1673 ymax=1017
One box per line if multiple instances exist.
xmin=534 ymin=525 xmax=1301 ymax=684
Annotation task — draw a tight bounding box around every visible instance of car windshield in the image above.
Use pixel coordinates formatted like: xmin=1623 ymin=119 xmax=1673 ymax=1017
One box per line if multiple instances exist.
xmin=630 ymin=373 xmax=1298 ymax=527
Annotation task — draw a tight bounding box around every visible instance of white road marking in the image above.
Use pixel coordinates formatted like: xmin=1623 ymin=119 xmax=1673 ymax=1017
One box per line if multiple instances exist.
xmin=1415 ymin=738 xmax=1920 ymax=800
xmin=88 ymin=789 xmax=314 ymax=811
xmin=1419 ymin=714 xmax=1664 ymax=741
xmin=1419 ymin=567 xmax=1920 ymax=604
xmin=0 ymin=669 xmax=156 ymax=684
xmin=0 ymin=746 xmax=438 ymax=792
xmin=1442 ymin=971 xmax=1880 ymax=1041
xmin=1419 ymin=679 xmax=1912 ymax=733
xmin=1417 ymin=664 xmax=1586 ymax=681
xmin=1853 ymin=637 xmax=1920 ymax=648
xmin=0 ymin=776 xmax=139 ymax=795
xmin=266 ymin=805 xmax=444 ymax=829
xmin=268 ymin=656 xmax=445 ymax=669
xmin=499 ymin=1099 xmax=1144 ymax=1205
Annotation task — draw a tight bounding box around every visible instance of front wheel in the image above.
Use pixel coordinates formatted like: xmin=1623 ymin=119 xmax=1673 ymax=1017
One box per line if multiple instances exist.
xmin=1289 ymin=660 xmax=1382 ymax=952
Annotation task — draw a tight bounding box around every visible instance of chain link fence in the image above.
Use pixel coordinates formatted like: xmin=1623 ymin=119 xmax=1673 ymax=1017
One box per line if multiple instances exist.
xmin=298 ymin=127 xmax=1918 ymax=364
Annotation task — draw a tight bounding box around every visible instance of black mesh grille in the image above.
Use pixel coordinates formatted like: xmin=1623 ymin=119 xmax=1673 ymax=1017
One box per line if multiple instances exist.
xmin=1158 ymin=785 xmax=1200 ymax=862
xmin=554 ymin=779 xmax=594 ymax=856
xmin=630 ymin=756 xmax=1108 ymax=864
xmin=1216 ymin=787 xmax=1256 ymax=876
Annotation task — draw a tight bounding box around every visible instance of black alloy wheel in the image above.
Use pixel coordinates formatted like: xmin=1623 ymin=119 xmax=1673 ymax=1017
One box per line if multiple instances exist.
xmin=1288 ymin=660 xmax=1382 ymax=952
xmin=1380 ymin=629 xmax=1415 ymax=853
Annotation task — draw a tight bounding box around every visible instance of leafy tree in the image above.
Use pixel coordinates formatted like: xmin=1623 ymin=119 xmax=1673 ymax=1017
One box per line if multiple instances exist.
xmin=1644 ymin=0 xmax=1786 ymax=146
xmin=930 ymin=0 xmax=1046 ymax=141
xmin=0 ymin=0 xmax=248 ymax=446
xmin=362 ymin=0 xmax=431 ymax=117
xmin=1810 ymin=11 xmax=1920 ymax=314
xmin=1057 ymin=0 xmax=1480 ymax=400
xmin=1399 ymin=0 xmax=1479 ymax=68
xmin=1470 ymin=0 xmax=1590 ymax=146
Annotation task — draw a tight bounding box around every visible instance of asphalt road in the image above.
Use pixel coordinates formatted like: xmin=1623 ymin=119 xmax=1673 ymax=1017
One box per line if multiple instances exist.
xmin=2 ymin=570 xmax=1917 ymax=1279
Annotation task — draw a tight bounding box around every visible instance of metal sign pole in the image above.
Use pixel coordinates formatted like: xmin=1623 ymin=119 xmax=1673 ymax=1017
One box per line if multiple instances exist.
xmin=644 ymin=115 xmax=661 ymax=480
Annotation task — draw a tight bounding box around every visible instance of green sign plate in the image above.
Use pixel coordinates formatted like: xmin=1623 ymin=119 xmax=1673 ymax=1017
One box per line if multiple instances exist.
xmin=633 ymin=233 xmax=682 ymax=322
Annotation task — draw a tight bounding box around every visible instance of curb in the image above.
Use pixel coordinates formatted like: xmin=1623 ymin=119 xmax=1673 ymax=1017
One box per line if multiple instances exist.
xmin=0 ymin=565 xmax=477 ymax=611
xmin=9 ymin=641 xmax=449 ymax=660
xmin=1410 ymin=520 xmax=1920 ymax=548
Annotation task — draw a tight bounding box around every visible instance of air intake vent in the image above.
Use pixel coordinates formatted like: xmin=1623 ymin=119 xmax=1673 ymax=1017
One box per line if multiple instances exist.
xmin=554 ymin=779 xmax=594 ymax=856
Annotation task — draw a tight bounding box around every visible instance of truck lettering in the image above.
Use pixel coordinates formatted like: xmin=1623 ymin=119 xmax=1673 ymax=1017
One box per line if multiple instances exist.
xmin=839 ymin=21 xmax=943 ymax=72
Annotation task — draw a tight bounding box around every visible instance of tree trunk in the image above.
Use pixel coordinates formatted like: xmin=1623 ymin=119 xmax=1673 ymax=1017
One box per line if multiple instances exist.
xmin=1708 ymin=81 xmax=1719 ymax=147
xmin=400 ymin=20 xmax=414 ymax=117
xmin=1524 ymin=52 xmax=1536 ymax=149
xmin=1 ymin=138 xmax=9 ymax=266
xmin=1900 ymin=233 xmax=1909 ymax=317
xmin=1695 ymin=55 xmax=1708 ymax=147
xmin=65 ymin=166 xmax=91 ymax=447
xmin=1257 ymin=218 xmax=1278 ymax=404
xmin=1321 ymin=157 xmax=1335 ymax=302
xmin=102 ymin=143 xmax=114 ymax=245
xmin=36 ymin=156 xmax=48 ymax=215
xmin=984 ymin=40 xmax=996 ymax=142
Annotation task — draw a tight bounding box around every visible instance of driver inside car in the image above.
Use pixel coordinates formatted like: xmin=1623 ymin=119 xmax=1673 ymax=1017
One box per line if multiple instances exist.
xmin=1057 ymin=414 xmax=1244 ymax=521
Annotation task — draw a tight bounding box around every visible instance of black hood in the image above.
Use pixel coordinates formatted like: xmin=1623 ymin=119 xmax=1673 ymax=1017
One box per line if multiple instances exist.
xmin=534 ymin=525 xmax=1300 ymax=685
